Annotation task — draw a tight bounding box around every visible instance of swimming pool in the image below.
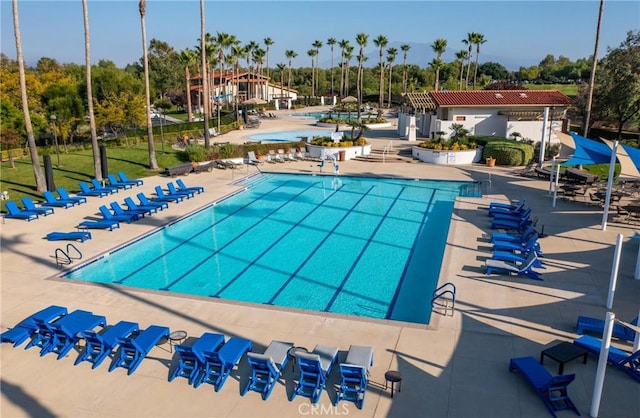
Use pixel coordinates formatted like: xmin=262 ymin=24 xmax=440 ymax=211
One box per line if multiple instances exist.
xmin=291 ymin=112 xmax=369 ymax=120
xmin=64 ymin=174 xmax=479 ymax=324
xmin=247 ymin=130 xmax=333 ymax=143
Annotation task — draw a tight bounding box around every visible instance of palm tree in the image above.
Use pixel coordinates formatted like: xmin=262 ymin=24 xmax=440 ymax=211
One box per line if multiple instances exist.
xmin=198 ymin=0 xmax=211 ymax=146
xmin=180 ymin=48 xmax=198 ymax=121
xmin=231 ymin=44 xmax=244 ymax=111
xmin=81 ymin=0 xmax=101 ymax=180
xmin=462 ymin=33 xmax=474 ymax=89
xmin=253 ymin=48 xmax=266 ymax=99
xmin=355 ymin=33 xmax=369 ymax=122
xmin=245 ymin=41 xmax=259 ymax=99
xmin=276 ymin=62 xmax=286 ymax=100
xmin=373 ymin=35 xmax=388 ymax=109
xmin=285 ymin=50 xmax=297 ymax=93
xmin=338 ymin=39 xmax=350 ymax=96
xmin=455 ymin=50 xmax=469 ymax=90
xmin=264 ymin=37 xmax=273 ymax=80
xmin=344 ymin=46 xmax=354 ymax=96
xmin=386 ymin=47 xmax=397 ymax=107
xmin=11 ymin=0 xmax=45 ymax=191
xmin=307 ymin=49 xmax=317 ymax=97
xmin=312 ymin=40 xmax=322 ymax=96
xmin=583 ymin=0 xmax=605 ymax=138
xmin=431 ymin=38 xmax=447 ymax=91
xmin=327 ymin=37 xmax=336 ymax=96
xmin=429 ymin=58 xmax=445 ymax=91
xmin=400 ymin=44 xmax=410 ymax=93
xmin=472 ymin=33 xmax=486 ymax=89
xmin=138 ymin=0 xmax=158 ymax=168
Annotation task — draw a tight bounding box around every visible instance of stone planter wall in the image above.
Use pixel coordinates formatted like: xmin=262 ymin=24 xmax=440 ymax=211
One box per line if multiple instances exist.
xmin=305 ymin=144 xmax=372 ymax=160
xmin=412 ymin=146 xmax=483 ymax=165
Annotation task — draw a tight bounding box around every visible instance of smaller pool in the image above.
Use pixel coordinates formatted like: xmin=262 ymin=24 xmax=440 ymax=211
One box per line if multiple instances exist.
xmin=247 ymin=130 xmax=333 ymax=143
xmin=291 ymin=112 xmax=370 ymax=120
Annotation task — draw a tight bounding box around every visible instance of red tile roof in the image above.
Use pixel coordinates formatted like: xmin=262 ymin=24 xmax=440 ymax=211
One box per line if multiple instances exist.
xmin=429 ymin=90 xmax=573 ymax=107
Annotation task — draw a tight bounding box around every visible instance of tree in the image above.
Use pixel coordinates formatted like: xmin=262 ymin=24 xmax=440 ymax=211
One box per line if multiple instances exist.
xmin=139 ymin=0 xmax=158 ymax=169
xmin=285 ymin=50 xmax=297 ymax=93
xmin=179 ymin=48 xmax=198 ymax=121
xmin=344 ymin=46 xmax=353 ymax=97
xmin=431 ymin=38 xmax=447 ymax=91
xmin=593 ymin=31 xmax=640 ymax=142
xmin=327 ymin=37 xmax=336 ymax=96
xmin=400 ymin=44 xmax=410 ymax=93
xmin=82 ymin=0 xmax=102 ymax=180
xmin=472 ymin=32 xmax=486 ymax=89
xmin=307 ymin=49 xmax=317 ymax=97
xmin=449 ymin=123 xmax=469 ymax=142
xmin=355 ymin=33 xmax=369 ymax=122
xmin=477 ymin=61 xmax=509 ymax=81
xmin=373 ymin=35 xmax=388 ymax=109
xmin=199 ymin=0 xmax=211 ymax=146
xmin=312 ymin=40 xmax=322 ymax=96
xmin=264 ymin=37 xmax=273 ymax=81
xmin=12 ymin=0 xmax=46 ymax=191
xmin=462 ymin=33 xmax=474 ymax=89
xmin=276 ymin=62 xmax=286 ymax=99
xmin=429 ymin=58 xmax=445 ymax=91
xmin=386 ymin=47 xmax=397 ymax=107
xmin=338 ymin=39 xmax=350 ymax=96
xmin=455 ymin=50 xmax=469 ymax=90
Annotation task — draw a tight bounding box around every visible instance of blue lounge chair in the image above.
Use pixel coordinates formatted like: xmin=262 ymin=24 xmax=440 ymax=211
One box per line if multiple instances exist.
xmin=336 ymin=345 xmax=373 ymax=409
xmin=110 ymin=201 xmax=146 ymax=220
xmin=42 ymin=190 xmax=75 ymax=208
xmin=57 ymin=187 xmax=87 ymax=205
xmin=1 ymin=305 xmax=67 ymax=347
xmin=4 ymin=201 xmax=39 ymax=221
xmin=78 ymin=219 xmax=120 ymax=231
xmin=489 ymin=200 xmax=525 ymax=211
xmin=491 ymin=225 xmax=537 ymax=244
xmin=109 ymin=325 xmax=170 ymax=375
xmin=91 ymin=178 xmax=119 ymax=194
xmin=137 ymin=193 xmax=168 ymax=210
xmin=21 ymin=197 xmax=54 ymax=216
xmin=491 ymin=216 xmax=535 ymax=232
xmin=78 ymin=181 xmax=110 ymax=198
xmin=574 ymin=335 xmax=640 ymax=382
xmin=118 ymin=171 xmax=143 ymax=186
xmin=124 ymin=197 xmax=158 ymax=215
xmin=106 ymin=173 xmax=133 ymax=190
xmin=492 ymin=249 xmax=545 ymax=269
xmin=493 ymin=234 xmax=542 ymax=256
xmin=168 ymin=332 xmax=225 ymax=385
xmin=75 ymin=320 xmax=139 ymax=369
xmin=488 ymin=200 xmax=526 ymax=216
xmin=485 ymin=251 xmax=543 ymax=280
xmin=155 ymin=185 xmax=184 ymax=203
xmin=176 ymin=178 xmax=204 ymax=194
xmin=99 ymin=205 xmax=138 ymax=224
xmin=291 ymin=344 xmax=339 ymax=404
xmin=242 ymin=340 xmax=293 ymax=400
xmin=491 ymin=207 xmax=532 ymax=222
xmin=509 ymin=356 xmax=580 ymax=418
xmin=576 ymin=315 xmax=638 ymax=342
xmin=167 ymin=182 xmax=195 ymax=199
xmin=195 ymin=337 xmax=252 ymax=391
xmin=46 ymin=231 xmax=92 ymax=242
xmin=40 ymin=310 xmax=107 ymax=359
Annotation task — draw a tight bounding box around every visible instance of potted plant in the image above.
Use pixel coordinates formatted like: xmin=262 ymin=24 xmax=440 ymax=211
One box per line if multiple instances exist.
xmin=486 ymin=156 xmax=496 ymax=167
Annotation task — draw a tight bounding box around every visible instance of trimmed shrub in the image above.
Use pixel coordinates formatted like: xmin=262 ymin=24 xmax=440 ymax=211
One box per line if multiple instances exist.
xmin=471 ymin=135 xmax=534 ymax=166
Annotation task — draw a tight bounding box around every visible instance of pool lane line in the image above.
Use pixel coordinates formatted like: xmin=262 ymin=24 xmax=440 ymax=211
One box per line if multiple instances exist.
xmin=384 ymin=188 xmax=437 ymax=320
xmin=322 ymin=186 xmax=407 ymax=312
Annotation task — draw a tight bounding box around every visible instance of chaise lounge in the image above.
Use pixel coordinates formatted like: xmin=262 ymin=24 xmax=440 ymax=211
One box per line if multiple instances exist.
xmin=486 ymin=251 xmax=543 ymax=280
xmin=75 ymin=320 xmax=139 ymax=369
xmin=169 ymin=332 xmax=225 ymax=385
xmin=109 ymin=325 xmax=170 ymax=375
xmin=242 ymin=340 xmax=294 ymax=400
xmin=576 ymin=315 xmax=638 ymax=342
xmin=4 ymin=201 xmax=39 ymax=221
xmin=336 ymin=345 xmax=374 ymax=409
xmin=195 ymin=336 xmax=252 ymax=391
xmin=574 ymin=335 xmax=640 ymax=382
xmin=46 ymin=231 xmax=92 ymax=242
xmin=291 ymin=344 xmax=339 ymax=404
xmin=0 ymin=305 xmax=67 ymax=347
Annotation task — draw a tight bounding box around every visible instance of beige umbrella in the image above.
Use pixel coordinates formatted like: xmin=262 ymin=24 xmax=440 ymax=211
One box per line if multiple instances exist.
xmin=341 ymin=96 xmax=358 ymax=103
xmin=242 ymin=97 xmax=268 ymax=105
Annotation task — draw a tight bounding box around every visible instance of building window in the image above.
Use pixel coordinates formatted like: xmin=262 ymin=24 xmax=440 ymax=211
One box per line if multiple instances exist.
xmin=455 ymin=116 xmax=466 ymax=121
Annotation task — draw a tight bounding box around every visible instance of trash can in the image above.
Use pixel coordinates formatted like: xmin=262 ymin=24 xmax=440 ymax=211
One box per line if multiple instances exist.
xmin=338 ymin=150 xmax=346 ymax=161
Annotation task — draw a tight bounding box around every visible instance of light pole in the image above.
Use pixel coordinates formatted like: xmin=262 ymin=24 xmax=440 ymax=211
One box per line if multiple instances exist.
xmin=50 ymin=114 xmax=61 ymax=167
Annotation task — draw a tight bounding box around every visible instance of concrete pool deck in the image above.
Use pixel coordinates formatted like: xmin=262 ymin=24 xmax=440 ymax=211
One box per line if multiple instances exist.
xmin=1 ymin=109 xmax=639 ymax=417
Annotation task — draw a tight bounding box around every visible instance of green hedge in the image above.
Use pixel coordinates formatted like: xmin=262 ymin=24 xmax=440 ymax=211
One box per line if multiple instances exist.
xmin=472 ymin=135 xmax=534 ymax=166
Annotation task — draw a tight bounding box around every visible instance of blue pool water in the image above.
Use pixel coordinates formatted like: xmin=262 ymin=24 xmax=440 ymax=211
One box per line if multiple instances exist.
xmin=64 ymin=174 xmax=478 ymax=324
xmin=291 ymin=112 xmax=366 ymax=120
xmin=247 ymin=130 xmax=332 ymax=143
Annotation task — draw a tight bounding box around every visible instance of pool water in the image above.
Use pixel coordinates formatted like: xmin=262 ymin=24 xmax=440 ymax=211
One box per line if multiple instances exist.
xmin=291 ymin=112 xmax=371 ymax=120
xmin=247 ymin=130 xmax=332 ymax=143
xmin=64 ymin=174 xmax=478 ymax=324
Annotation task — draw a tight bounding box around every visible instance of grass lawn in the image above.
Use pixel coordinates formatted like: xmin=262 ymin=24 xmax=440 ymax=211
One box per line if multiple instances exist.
xmin=526 ymin=83 xmax=578 ymax=97
xmin=0 ymin=143 xmax=185 ymax=212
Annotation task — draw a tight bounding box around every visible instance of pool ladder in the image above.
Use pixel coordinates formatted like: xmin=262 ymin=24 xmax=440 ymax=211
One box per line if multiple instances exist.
xmin=431 ymin=282 xmax=456 ymax=316
xmin=55 ymin=243 xmax=83 ymax=268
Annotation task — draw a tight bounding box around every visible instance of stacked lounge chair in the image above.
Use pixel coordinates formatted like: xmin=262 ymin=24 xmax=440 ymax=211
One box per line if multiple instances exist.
xmin=336 ymin=345 xmax=374 ymax=409
xmin=291 ymin=344 xmax=339 ymax=404
xmin=1 ymin=305 xmax=68 ymax=347
xmin=75 ymin=320 xmax=139 ymax=369
xmin=242 ymin=340 xmax=294 ymax=400
xmin=109 ymin=325 xmax=170 ymax=375
xmin=195 ymin=336 xmax=252 ymax=391
xmin=169 ymin=332 xmax=225 ymax=385
xmin=39 ymin=310 xmax=107 ymax=359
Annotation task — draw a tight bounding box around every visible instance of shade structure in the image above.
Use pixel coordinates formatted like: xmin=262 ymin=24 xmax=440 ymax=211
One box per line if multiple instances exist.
xmin=341 ymin=96 xmax=358 ymax=103
xmin=242 ymin=97 xmax=267 ymax=105
xmin=602 ymin=138 xmax=640 ymax=180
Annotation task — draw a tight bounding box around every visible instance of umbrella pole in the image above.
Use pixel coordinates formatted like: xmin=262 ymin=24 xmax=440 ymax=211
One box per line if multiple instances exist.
xmin=601 ymin=140 xmax=618 ymax=231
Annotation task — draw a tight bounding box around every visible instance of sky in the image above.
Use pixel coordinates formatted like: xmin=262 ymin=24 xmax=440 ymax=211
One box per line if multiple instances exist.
xmin=1 ymin=0 xmax=638 ymax=71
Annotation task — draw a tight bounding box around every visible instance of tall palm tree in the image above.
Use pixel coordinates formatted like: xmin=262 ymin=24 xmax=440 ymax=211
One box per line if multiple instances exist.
xmin=400 ymin=44 xmax=410 ymax=93
xmin=285 ymin=50 xmax=297 ymax=93
xmin=584 ymin=0 xmax=605 ymax=138
xmin=344 ymin=46 xmax=353 ymax=96
xmin=373 ymin=35 xmax=388 ymax=109
xmin=81 ymin=0 xmax=101 ymax=180
xmin=307 ymin=49 xmax=317 ymax=97
xmin=199 ymin=0 xmax=211 ymax=146
xmin=253 ymin=48 xmax=266 ymax=98
xmin=455 ymin=50 xmax=469 ymax=90
xmin=462 ymin=33 xmax=474 ymax=89
xmin=387 ymin=47 xmax=397 ymax=107
xmin=264 ymin=37 xmax=273 ymax=80
xmin=472 ymin=33 xmax=486 ymax=89
xmin=429 ymin=58 xmax=445 ymax=91
xmin=355 ymin=33 xmax=369 ymax=122
xmin=338 ymin=39 xmax=350 ymax=96
xmin=312 ymin=40 xmax=323 ymax=96
xmin=245 ymin=41 xmax=259 ymax=99
xmin=276 ymin=62 xmax=286 ymax=100
xmin=327 ymin=37 xmax=336 ymax=96
xmin=180 ymin=48 xmax=198 ymax=121
xmin=431 ymin=38 xmax=447 ymax=91
xmin=231 ymin=44 xmax=245 ymax=111
xmin=139 ymin=0 xmax=158 ymax=168
xmin=12 ymin=0 xmax=45 ymax=191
